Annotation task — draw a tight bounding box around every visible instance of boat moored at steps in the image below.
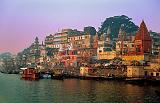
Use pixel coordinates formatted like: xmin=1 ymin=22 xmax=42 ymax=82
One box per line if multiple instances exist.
xmin=21 ymin=68 xmax=39 ymax=80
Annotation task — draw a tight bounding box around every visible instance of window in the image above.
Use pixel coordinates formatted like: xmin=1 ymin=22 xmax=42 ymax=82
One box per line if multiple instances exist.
xmin=124 ymin=44 xmax=127 ymax=47
xmin=136 ymin=48 xmax=141 ymax=52
xmin=99 ymin=50 xmax=102 ymax=53
xmin=156 ymin=73 xmax=159 ymax=76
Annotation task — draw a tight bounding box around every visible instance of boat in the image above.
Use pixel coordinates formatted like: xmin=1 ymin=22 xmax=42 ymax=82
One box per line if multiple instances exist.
xmin=40 ymin=71 xmax=52 ymax=79
xmin=125 ymin=78 xmax=146 ymax=84
xmin=51 ymin=73 xmax=64 ymax=80
xmin=21 ymin=67 xmax=39 ymax=80
xmin=42 ymin=73 xmax=51 ymax=79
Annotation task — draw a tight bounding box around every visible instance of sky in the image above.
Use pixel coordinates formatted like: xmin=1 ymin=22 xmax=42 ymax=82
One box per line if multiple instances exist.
xmin=0 ymin=0 xmax=160 ymax=54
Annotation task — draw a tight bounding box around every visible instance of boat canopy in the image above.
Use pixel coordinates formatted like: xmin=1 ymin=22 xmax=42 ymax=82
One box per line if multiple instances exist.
xmin=20 ymin=68 xmax=27 ymax=70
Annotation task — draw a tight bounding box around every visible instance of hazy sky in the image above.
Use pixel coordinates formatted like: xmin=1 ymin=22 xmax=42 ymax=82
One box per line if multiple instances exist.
xmin=0 ymin=0 xmax=160 ymax=54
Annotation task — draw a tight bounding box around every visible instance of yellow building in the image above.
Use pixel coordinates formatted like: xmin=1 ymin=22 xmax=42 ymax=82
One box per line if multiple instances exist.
xmin=97 ymin=47 xmax=116 ymax=60
xmin=127 ymin=66 xmax=145 ymax=78
xmin=80 ymin=66 xmax=93 ymax=76
xmin=122 ymin=54 xmax=150 ymax=61
xmin=97 ymin=27 xmax=116 ymax=60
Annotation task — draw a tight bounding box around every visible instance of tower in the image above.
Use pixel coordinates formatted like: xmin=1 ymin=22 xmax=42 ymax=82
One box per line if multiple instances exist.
xmin=106 ymin=27 xmax=111 ymax=42
xmin=134 ymin=20 xmax=152 ymax=55
xmin=118 ymin=26 xmax=125 ymax=41
xmin=93 ymin=33 xmax=98 ymax=49
xmin=118 ymin=26 xmax=125 ymax=55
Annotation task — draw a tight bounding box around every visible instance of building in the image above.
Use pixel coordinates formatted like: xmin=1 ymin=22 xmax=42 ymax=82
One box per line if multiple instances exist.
xmin=57 ymin=43 xmax=78 ymax=67
xmin=80 ymin=66 xmax=93 ymax=76
xmin=134 ymin=20 xmax=152 ymax=55
xmin=56 ymin=29 xmax=98 ymax=67
xmin=122 ymin=20 xmax=152 ymax=61
xmin=150 ymin=31 xmax=160 ymax=55
xmin=92 ymin=33 xmax=98 ymax=49
xmin=68 ymin=32 xmax=92 ymax=49
xmin=45 ymin=34 xmax=54 ymax=48
xmin=116 ymin=27 xmax=135 ymax=56
xmin=53 ymin=29 xmax=70 ymax=49
xmin=127 ymin=66 xmax=145 ymax=78
xmin=97 ymin=27 xmax=116 ymax=60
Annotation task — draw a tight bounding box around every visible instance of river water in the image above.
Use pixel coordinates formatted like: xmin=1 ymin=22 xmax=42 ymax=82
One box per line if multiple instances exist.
xmin=0 ymin=73 xmax=160 ymax=103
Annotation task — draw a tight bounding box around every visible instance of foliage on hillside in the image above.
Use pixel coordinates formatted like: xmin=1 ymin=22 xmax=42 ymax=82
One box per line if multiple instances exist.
xmin=98 ymin=15 xmax=139 ymax=39
xmin=84 ymin=26 xmax=96 ymax=36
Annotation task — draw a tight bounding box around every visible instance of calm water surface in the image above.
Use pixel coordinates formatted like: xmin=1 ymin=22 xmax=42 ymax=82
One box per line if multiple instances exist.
xmin=0 ymin=73 xmax=160 ymax=103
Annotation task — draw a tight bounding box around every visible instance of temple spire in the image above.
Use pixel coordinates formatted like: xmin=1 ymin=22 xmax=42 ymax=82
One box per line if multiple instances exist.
xmin=135 ymin=20 xmax=151 ymax=41
xmin=134 ymin=20 xmax=152 ymax=54
xmin=118 ymin=26 xmax=125 ymax=41
xmin=106 ymin=27 xmax=111 ymax=42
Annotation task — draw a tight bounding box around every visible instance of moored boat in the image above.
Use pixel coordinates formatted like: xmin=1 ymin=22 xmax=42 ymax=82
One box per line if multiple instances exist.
xmin=21 ymin=67 xmax=39 ymax=80
xmin=125 ymin=78 xmax=146 ymax=84
xmin=40 ymin=71 xmax=52 ymax=79
xmin=51 ymin=73 xmax=64 ymax=80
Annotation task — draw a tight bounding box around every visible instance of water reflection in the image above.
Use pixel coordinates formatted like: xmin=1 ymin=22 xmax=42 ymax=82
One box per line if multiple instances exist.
xmin=0 ymin=73 xmax=160 ymax=103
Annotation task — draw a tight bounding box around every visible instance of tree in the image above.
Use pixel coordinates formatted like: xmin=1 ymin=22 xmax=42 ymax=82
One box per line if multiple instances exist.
xmin=0 ymin=52 xmax=17 ymax=73
xmin=98 ymin=15 xmax=139 ymax=39
xmin=34 ymin=37 xmax=40 ymax=59
xmin=84 ymin=26 xmax=96 ymax=36
xmin=46 ymin=47 xmax=54 ymax=56
xmin=0 ymin=52 xmax=12 ymax=60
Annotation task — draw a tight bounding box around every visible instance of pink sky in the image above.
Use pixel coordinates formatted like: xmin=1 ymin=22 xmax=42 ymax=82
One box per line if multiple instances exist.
xmin=0 ymin=0 xmax=160 ymax=54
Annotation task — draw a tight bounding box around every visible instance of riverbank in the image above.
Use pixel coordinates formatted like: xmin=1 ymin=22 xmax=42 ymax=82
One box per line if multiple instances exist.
xmin=20 ymin=70 xmax=160 ymax=86
xmin=1 ymin=68 xmax=160 ymax=86
xmin=0 ymin=70 xmax=19 ymax=74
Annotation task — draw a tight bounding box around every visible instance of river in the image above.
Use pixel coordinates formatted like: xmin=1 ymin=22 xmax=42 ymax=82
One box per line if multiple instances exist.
xmin=0 ymin=73 xmax=160 ymax=103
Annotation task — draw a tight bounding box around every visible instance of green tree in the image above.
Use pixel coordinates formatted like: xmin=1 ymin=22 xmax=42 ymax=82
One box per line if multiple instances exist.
xmin=46 ymin=47 xmax=54 ymax=56
xmin=84 ymin=26 xmax=96 ymax=36
xmin=34 ymin=37 xmax=40 ymax=58
xmin=98 ymin=15 xmax=138 ymax=39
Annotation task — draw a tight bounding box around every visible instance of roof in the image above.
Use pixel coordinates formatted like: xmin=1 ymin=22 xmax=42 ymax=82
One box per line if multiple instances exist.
xmin=135 ymin=20 xmax=152 ymax=41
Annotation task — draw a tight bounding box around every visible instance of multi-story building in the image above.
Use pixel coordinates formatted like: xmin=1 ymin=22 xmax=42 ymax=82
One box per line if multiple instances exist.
xmin=97 ymin=27 xmax=116 ymax=60
xmin=150 ymin=31 xmax=160 ymax=55
xmin=116 ymin=28 xmax=135 ymax=56
xmin=134 ymin=20 xmax=152 ymax=55
xmin=122 ymin=20 xmax=152 ymax=61
xmin=45 ymin=34 xmax=54 ymax=48
xmin=57 ymin=29 xmax=98 ymax=67
xmin=68 ymin=32 xmax=92 ymax=49
xmin=53 ymin=29 xmax=70 ymax=49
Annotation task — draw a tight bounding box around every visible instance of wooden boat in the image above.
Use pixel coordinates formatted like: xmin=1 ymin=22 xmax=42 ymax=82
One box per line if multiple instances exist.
xmin=125 ymin=78 xmax=146 ymax=84
xmin=51 ymin=73 xmax=64 ymax=80
xmin=21 ymin=68 xmax=39 ymax=80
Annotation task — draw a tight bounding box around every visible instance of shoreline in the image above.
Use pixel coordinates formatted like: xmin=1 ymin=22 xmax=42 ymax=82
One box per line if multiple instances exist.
xmin=1 ymin=72 xmax=160 ymax=86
